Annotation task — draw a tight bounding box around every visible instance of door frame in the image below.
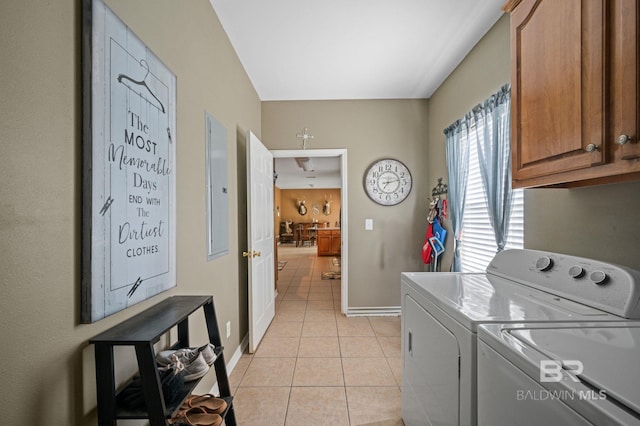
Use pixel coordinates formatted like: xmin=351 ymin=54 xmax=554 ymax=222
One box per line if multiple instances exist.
xmin=271 ymin=149 xmax=348 ymax=314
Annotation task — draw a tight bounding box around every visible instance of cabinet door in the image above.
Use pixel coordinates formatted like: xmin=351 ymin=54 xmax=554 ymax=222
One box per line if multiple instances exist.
xmin=510 ymin=0 xmax=605 ymax=182
xmin=317 ymin=233 xmax=331 ymax=255
xmin=330 ymin=234 xmax=341 ymax=255
xmin=611 ymin=0 xmax=640 ymax=160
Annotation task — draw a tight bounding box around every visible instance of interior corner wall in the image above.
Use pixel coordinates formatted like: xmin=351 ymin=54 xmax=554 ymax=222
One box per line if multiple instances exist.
xmin=428 ymin=14 xmax=640 ymax=271
xmin=0 ymin=0 xmax=260 ymax=424
xmin=262 ymin=99 xmax=429 ymax=308
xmin=427 ymin=14 xmax=511 ymax=272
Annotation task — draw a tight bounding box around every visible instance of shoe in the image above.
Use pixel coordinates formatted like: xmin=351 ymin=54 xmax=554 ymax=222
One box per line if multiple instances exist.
xmin=119 ymin=365 xmax=185 ymax=409
xmin=178 ymin=352 xmax=209 ymax=382
xmin=157 ymin=344 xmax=217 ymax=367
xmin=169 ymin=406 xmax=222 ymax=426
xmin=182 ymin=394 xmax=227 ymax=415
xmin=159 ymin=364 xmax=185 ymax=406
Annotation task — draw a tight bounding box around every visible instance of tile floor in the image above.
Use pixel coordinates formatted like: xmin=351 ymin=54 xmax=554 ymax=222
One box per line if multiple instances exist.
xmin=228 ymin=245 xmax=404 ymax=425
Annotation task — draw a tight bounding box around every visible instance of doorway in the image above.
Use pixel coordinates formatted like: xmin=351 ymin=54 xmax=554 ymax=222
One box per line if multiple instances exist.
xmin=271 ymin=149 xmax=348 ymax=313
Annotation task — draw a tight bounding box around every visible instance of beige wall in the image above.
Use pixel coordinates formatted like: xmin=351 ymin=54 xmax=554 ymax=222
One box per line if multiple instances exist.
xmin=3 ymin=4 xmax=639 ymax=425
xmin=428 ymin=14 xmax=640 ymax=271
xmin=427 ymin=14 xmax=511 ymax=271
xmin=0 ymin=0 xmax=260 ymax=424
xmin=274 ymin=185 xmax=283 ymax=235
xmin=263 ymin=100 xmax=429 ymax=308
xmin=279 ymin=188 xmax=341 ymax=229
xmin=525 ymin=182 xmax=640 ymax=269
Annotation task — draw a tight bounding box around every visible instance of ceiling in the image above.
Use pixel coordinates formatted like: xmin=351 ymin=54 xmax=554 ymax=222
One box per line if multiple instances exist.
xmin=208 ymin=0 xmax=505 ymax=101
xmin=275 ymin=156 xmax=341 ymax=189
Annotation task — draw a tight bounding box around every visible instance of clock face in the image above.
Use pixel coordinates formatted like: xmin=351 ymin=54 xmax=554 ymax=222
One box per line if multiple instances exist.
xmin=364 ymin=158 xmax=412 ymax=206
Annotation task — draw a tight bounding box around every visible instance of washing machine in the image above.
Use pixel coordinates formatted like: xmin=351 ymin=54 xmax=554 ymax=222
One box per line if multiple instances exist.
xmin=478 ymin=322 xmax=640 ymax=425
xmin=401 ymin=249 xmax=640 ymax=426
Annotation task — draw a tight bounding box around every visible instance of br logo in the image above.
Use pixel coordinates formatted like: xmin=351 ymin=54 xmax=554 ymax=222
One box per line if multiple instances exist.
xmin=539 ymin=360 xmax=583 ymax=383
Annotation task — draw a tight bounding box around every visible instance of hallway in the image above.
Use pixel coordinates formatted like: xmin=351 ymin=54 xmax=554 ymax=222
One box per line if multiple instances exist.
xmin=228 ymin=245 xmax=403 ymax=425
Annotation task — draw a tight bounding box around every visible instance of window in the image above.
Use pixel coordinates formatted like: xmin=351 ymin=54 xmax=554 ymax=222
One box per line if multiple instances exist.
xmin=460 ymin=121 xmax=524 ymax=273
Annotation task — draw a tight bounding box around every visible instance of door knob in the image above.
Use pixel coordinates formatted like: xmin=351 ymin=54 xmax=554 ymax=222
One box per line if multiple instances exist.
xmin=584 ymin=143 xmax=599 ymax=152
xmin=242 ymin=251 xmax=261 ymax=258
xmin=616 ymin=134 xmax=632 ymax=145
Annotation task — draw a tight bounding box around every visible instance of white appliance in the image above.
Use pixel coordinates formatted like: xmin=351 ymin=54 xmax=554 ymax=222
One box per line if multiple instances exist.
xmin=478 ymin=322 xmax=640 ymax=426
xmin=401 ymin=249 xmax=640 ymax=426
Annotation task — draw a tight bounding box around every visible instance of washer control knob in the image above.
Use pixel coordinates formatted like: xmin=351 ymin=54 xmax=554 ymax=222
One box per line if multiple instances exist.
xmin=536 ymin=256 xmax=554 ymax=272
xmin=568 ymin=266 xmax=585 ymax=279
xmin=590 ymin=270 xmax=608 ymax=285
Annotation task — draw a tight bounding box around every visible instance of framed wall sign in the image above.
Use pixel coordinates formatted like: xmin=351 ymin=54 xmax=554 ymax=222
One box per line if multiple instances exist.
xmin=81 ymin=0 xmax=177 ymax=323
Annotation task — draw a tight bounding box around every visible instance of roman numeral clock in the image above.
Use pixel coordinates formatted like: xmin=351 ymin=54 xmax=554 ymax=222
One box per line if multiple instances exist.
xmin=364 ymin=158 xmax=412 ymax=206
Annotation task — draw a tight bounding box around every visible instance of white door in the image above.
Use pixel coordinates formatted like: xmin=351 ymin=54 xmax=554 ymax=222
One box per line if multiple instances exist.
xmin=246 ymin=131 xmax=275 ymax=353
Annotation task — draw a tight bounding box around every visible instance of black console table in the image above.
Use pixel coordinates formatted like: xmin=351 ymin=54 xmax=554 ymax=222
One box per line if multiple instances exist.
xmin=90 ymin=295 xmax=236 ymax=425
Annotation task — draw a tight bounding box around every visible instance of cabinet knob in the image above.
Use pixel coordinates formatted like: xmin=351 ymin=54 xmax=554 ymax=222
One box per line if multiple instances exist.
xmin=616 ymin=134 xmax=632 ymax=145
xmin=584 ymin=143 xmax=599 ymax=152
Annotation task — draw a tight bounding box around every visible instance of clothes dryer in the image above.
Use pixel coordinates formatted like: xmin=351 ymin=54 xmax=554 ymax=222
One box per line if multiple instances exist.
xmin=401 ymin=249 xmax=640 ymax=426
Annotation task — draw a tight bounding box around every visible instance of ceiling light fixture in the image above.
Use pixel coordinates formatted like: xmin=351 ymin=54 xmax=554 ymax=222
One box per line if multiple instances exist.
xmin=295 ymin=157 xmax=314 ymax=172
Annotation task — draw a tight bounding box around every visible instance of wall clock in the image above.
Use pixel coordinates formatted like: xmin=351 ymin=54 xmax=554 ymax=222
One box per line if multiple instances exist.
xmin=364 ymin=158 xmax=412 ymax=206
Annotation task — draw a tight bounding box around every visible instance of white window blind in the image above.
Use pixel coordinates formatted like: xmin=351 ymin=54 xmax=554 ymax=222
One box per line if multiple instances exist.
xmin=460 ymin=122 xmax=524 ymax=273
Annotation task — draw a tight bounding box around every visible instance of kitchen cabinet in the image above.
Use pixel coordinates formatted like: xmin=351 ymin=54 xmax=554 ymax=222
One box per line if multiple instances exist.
xmin=317 ymin=228 xmax=341 ymax=256
xmin=610 ymin=0 xmax=640 ymax=162
xmin=504 ymin=0 xmax=640 ymax=188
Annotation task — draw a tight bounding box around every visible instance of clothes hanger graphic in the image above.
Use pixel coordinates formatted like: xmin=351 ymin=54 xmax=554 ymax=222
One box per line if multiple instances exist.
xmin=117 ymin=59 xmax=165 ymax=113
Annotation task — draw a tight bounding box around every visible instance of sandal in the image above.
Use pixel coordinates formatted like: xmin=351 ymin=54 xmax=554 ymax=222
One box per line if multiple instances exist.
xmin=182 ymin=393 xmax=227 ymax=415
xmin=169 ymin=406 xmax=222 ymax=426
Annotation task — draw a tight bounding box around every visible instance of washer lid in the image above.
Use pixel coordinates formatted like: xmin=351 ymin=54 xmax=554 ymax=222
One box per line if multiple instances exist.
xmin=509 ymin=324 xmax=640 ymax=415
xmin=401 ymin=272 xmax=614 ymax=331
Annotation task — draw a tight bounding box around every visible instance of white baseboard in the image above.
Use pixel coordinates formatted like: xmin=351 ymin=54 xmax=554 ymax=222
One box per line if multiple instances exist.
xmin=208 ymin=333 xmax=249 ymax=395
xmin=344 ymin=306 xmax=401 ymax=317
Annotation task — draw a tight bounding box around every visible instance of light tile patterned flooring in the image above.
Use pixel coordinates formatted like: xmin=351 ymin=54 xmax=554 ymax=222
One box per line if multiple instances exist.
xmin=228 ymin=245 xmax=404 ymax=425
